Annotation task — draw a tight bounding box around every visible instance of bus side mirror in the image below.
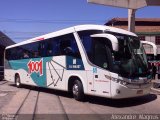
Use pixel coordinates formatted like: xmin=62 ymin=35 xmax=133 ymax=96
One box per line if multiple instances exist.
xmin=141 ymin=41 xmax=157 ymax=56
xmin=91 ymin=33 xmax=119 ymax=51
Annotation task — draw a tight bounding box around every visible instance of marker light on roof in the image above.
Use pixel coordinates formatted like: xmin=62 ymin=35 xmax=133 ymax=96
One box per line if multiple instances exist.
xmin=37 ymin=38 xmax=44 ymax=41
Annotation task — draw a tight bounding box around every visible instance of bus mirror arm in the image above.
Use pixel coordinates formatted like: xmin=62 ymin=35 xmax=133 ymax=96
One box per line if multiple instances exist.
xmin=90 ymin=33 xmax=119 ymax=52
xmin=141 ymin=41 xmax=157 ymax=56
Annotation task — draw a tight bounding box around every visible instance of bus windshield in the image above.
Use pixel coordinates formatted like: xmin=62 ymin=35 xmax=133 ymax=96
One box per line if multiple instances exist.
xmin=78 ymin=30 xmax=149 ymax=78
xmin=112 ymin=35 xmax=149 ymax=78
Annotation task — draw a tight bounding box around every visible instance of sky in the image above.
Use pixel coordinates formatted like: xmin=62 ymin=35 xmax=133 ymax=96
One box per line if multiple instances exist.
xmin=0 ymin=0 xmax=160 ymax=43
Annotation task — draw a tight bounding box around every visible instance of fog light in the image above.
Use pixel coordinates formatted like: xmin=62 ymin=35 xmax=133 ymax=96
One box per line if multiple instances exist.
xmin=121 ymin=81 xmax=127 ymax=85
xmin=116 ymin=89 xmax=120 ymax=94
xmin=112 ymin=77 xmax=119 ymax=83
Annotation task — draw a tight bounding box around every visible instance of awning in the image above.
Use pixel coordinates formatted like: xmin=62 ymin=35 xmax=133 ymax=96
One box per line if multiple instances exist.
xmin=0 ymin=31 xmax=15 ymax=47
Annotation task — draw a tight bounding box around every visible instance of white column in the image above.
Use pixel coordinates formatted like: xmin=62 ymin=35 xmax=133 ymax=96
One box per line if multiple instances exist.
xmin=128 ymin=9 xmax=136 ymax=32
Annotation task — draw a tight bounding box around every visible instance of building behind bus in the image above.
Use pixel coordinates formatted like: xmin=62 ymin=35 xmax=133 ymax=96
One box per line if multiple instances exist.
xmin=0 ymin=31 xmax=15 ymax=80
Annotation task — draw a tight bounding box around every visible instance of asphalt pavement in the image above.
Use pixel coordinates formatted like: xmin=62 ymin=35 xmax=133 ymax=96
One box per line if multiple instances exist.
xmin=0 ymin=80 xmax=160 ymax=120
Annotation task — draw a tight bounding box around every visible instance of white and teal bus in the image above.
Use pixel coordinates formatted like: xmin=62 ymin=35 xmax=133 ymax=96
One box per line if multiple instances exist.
xmin=4 ymin=25 xmax=152 ymax=101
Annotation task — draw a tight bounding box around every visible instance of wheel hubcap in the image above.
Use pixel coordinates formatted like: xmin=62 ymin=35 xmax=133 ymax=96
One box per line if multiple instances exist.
xmin=17 ymin=82 xmax=20 ymax=86
xmin=16 ymin=78 xmax=20 ymax=86
xmin=73 ymin=84 xmax=79 ymax=96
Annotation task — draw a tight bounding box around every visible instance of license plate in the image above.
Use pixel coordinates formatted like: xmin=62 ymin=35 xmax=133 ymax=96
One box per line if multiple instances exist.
xmin=137 ymin=90 xmax=143 ymax=94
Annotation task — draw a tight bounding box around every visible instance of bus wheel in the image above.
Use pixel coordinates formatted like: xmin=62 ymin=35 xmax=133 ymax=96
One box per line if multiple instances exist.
xmin=72 ymin=80 xmax=84 ymax=101
xmin=15 ymin=74 xmax=21 ymax=88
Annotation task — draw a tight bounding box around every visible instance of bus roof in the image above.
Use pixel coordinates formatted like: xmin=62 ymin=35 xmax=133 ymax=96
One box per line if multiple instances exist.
xmin=6 ymin=24 xmax=137 ymax=49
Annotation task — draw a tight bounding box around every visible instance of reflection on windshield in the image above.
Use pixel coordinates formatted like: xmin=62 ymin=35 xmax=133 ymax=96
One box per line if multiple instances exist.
xmin=112 ymin=35 xmax=149 ymax=78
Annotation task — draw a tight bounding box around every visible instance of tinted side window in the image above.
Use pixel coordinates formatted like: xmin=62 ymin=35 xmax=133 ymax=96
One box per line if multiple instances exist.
xmin=6 ymin=33 xmax=81 ymax=60
xmin=46 ymin=34 xmax=81 ymax=58
xmin=6 ymin=48 xmax=17 ymax=60
xmin=21 ymin=42 xmax=40 ymax=59
xmin=6 ymin=42 xmax=40 ymax=60
xmin=78 ymin=30 xmax=113 ymax=70
xmin=46 ymin=37 xmax=61 ymax=57
xmin=38 ymin=41 xmax=48 ymax=57
xmin=6 ymin=47 xmax=23 ymax=60
xmin=78 ymin=30 xmax=102 ymax=63
xmin=5 ymin=49 xmax=10 ymax=60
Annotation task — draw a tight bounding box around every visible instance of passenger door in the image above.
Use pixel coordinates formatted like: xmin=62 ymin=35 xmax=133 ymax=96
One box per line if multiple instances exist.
xmin=94 ymin=69 xmax=111 ymax=97
xmin=92 ymin=40 xmax=111 ymax=97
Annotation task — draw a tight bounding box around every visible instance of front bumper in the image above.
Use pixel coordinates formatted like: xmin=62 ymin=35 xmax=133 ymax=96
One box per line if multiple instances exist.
xmin=111 ymin=81 xmax=152 ymax=99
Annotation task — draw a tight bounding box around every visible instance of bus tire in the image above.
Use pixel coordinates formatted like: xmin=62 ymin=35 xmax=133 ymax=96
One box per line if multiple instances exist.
xmin=72 ymin=80 xmax=84 ymax=101
xmin=15 ymin=74 xmax=21 ymax=88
